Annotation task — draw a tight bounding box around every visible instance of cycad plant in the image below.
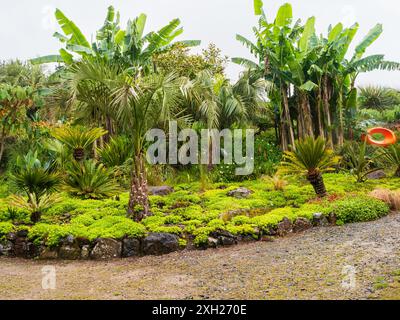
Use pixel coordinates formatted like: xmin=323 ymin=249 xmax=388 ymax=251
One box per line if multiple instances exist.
xmin=10 ymin=151 xmax=61 ymax=223
xmin=64 ymin=159 xmax=120 ymax=199
xmin=97 ymin=135 xmax=132 ymax=167
xmin=280 ymin=137 xmax=340 ymax=197
xmin=51 ymin=126 xmax=107 ymax=161
xmin=379 ymin=144 xmax=400 ymax=177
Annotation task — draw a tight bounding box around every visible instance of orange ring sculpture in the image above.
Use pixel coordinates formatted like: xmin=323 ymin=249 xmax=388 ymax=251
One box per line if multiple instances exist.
xmin=361 ymin=127 xmax=397 ymax=147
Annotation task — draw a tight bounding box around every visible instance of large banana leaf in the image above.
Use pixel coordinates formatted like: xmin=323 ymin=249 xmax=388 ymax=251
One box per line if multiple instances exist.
xmin=337 ymin=23 xmax=359 ymax=61
xmin=275 ymin=3 xmax=293 ymax=27
xmin=231 ymin=57 xmax=259 ymax=69
xmin=55 ymin=9 xmax=90 ymax=48
xmin=236 ymin=34 xmax=260 ymax=56
xmin=299 ymin=17 xmax=315 ymax=52
xmin=254 ymin=0 xmax=264 ymax=15
xmin=328 ymin=23 xmax=343 ymax=43
xmin=30 ymin=55 xmax=64 ymax=65
xmin=353 ymin=24 xmax=383 ymax=60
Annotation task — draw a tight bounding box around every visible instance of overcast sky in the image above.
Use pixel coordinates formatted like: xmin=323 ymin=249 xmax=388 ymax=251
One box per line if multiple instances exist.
xmin=1 ymin=0 xmax=399 ymax=87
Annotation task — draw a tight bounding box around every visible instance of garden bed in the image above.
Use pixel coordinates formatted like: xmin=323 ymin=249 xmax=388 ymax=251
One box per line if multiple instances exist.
xmin=0 ymin=174 xmax=395 ymax=260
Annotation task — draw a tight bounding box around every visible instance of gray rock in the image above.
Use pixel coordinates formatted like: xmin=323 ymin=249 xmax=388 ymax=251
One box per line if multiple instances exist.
xmin=313 ymin=212 xmax=329 ymax=227
xmin=293 ymin=218 xmax=313 ymax=233
xmin=0 ymin=241 xmax=13 ymax=256
xmin=367 ymin=170 xmax=386 ymax=180
xmin=81 ymin=245 xmax=90 ymax=259
xmin=142 ymin=233 xmax=179 ymax=255
xmin=39 ymin=247 xmax=58 ymax=260
xmin=148 ymin=186 xmax=174 ymax=196
xmin=227 ymin=187 xmax=253 ymax=199
xmin=6 ymin=232 xmax=17 ymax=241
xmin=277 ymin=217 xmax=293 ymax=236
xmin=207 ymin=237 xmax=219 ymax=248
xmin=210 ymin=230 xmax=237 ymax=246
xmin=59 ymin=244 xmax=81 ymax=260
xmin=63 ymin=235 xmax=75 ymax=245
xmin=122 ymin=238 xmax=141 ymax=257
xmin=91 ymin=238 xmax=122 ymax=260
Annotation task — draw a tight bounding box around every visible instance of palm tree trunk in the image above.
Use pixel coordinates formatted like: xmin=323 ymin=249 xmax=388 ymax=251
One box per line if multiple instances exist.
xmin=307 ymin=170 xmax=327 ymax=197
xmin=127 ymin=153 xmax=150 ymax=222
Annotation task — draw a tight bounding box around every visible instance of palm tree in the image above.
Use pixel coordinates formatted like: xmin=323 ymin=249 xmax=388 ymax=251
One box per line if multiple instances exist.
xmin=280 ymin=137 xmax=340 ymax=197
xmin=112 ymin=72 xmax=187 ymax=221
xmin=51 ymin=126 xmax=107 ymax=161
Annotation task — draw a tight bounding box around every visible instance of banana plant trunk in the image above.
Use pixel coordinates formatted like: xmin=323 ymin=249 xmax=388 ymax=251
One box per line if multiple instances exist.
xmin=307 ymin=170 xmax=327 ymax=197
xmin=281 ymin=85 xmax=295 ymax=151
xmin=322 ymin=75 xmax=334 ymax=149
xmin=127 ymin=153 xmax=150 ymax=222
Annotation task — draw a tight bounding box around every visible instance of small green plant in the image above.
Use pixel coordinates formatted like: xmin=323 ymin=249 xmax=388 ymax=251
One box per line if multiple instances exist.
xmin=332 ymin=196 xmax=389 ymax=223
xmin=343 ymin=141 xmax=380 ymax=182
xmin=379 ymin=144 xmax=400 ymax=177
xmin=65 ymin=160 xmax=120 ymax=199
xmin=97 ymin=135 xmax=132 ymax=167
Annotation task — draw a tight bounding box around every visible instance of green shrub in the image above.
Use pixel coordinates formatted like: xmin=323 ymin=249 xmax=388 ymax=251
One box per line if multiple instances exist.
xmin=332 ymin=196 xmax=390 ymax=223
xmin=0 ymin=222 xmax=15 ymax=240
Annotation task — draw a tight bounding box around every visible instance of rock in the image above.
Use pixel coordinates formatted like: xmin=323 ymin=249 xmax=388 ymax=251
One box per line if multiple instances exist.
xmin=16 ymin=229 xmax=28 ymax=238
xmin=367 ymin=170 xmax=386 ymax=180
xmin=210 ymin=230 xmax=237 ymax=246
xmin=148 ymin=186 xmax=174 ymax=196
xmin=13 ymin=238 xmax=38 ymax=258
xmin=63 ymin=235 xmax=75 ymax=245
xmin=293 ymin=218 xmax=313 ymax=233
xmin=327 ymin=213 xmax=337 ymax=225
xmin=91 ymin=238 xmax=122 ymax=260
xmin=39 ymin=247 xmax=58 ymax=260
xmin=313 ymin=212 xmax=329 ymax=227
xmin=6 ymin=232 xmax=17 ymax=241
xmin=276 ymin=218 xmax=293 ymax=236
xmin=122 ymin=238 xmax=141 ymax=257
xmin=207 ymin=237 xmax=219 ymax=248
xmin=0 ymin=241 xmax=13 ymax=256
xmin=59 ymin=244 xmax=81 ymax=260
xmin=81 ymin=245 xmax=90 ymax=259
xmin=227 ymin=187 xmax=253 ymax=199
xmin=261 ymin=236 xmax=275 ymax=242
xmin=142 ymin=233 xmax=179 ymax=255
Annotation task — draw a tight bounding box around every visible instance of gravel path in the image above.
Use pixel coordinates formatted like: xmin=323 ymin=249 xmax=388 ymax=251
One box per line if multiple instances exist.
xmin=1 ymin=213 xmax=400 ymax=300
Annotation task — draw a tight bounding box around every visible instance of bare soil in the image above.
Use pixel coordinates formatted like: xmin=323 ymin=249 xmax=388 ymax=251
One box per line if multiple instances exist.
xmin=1 ymin=213 xmax=400 ymax=300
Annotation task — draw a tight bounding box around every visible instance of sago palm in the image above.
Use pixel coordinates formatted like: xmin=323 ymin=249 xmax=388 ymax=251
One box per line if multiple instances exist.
xmin=65 ymin=160 xmax=120 ymax=199
xmin=51 ymin=126 xmax=107 ymax=161
xmin=280 ymin=137 xmax=340 ymax=197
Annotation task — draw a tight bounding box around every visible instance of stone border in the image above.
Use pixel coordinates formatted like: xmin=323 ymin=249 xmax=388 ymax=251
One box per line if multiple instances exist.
xmin=0 ymin=212 xmax=336 ymax=260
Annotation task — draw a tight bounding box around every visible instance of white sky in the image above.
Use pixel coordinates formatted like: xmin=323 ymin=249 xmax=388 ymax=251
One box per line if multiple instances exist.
xmin=1 ymin=0 xmax=399 ymax=87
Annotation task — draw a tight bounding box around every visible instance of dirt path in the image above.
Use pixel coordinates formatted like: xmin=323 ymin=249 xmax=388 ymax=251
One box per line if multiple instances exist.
xmin=2 ymin=213 xmax=400 ymax=300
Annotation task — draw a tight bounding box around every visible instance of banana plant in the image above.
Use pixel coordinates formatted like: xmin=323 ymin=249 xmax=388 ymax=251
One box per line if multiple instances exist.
xmin=31 ymin=6 xmax=200 ymax=75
